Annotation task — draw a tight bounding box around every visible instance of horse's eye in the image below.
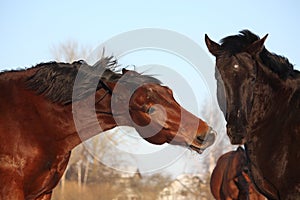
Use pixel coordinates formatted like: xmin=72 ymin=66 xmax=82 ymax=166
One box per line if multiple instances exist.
xmin=147 ymin=107 xmax=156 ymax=114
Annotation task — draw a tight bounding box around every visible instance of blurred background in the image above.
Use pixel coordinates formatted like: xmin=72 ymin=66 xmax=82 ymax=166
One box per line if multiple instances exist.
xmin=1 ymin=1 xmax=299 ymax=199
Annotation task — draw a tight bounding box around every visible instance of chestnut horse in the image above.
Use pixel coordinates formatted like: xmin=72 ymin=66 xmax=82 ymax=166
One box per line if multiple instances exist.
xmin=0 ymin=57 xmax=216 ymax=200
xmin=205 ymin=30 xmax=300 ymax=199
xmin=210 ymin=147 xmax=266 ymax=200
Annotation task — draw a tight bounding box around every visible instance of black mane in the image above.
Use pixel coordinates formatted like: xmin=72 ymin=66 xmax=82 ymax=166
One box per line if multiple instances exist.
xmin=26 ymin=56 xmax=161 ymax=104
xmin=220 ymin=30 xmax=259 ymax=54
xmin=220 ymin=30 xmax=299 ymax=80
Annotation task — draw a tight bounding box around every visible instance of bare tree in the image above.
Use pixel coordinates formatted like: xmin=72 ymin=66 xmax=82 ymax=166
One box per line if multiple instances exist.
xmin=50 ymin=41 xmax=110 ymax=191
xmin=50 ymin=40 xmax=92 ymax=63
xmin=200 ymin=100 xmax=236 ymax=174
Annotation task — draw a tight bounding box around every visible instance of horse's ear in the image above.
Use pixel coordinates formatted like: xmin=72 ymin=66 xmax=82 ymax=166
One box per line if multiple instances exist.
xmin=122 ymin=68 xmax=140 ymax=77
xmin=245 ymin=34 xmax=268 ymax=55
xmin=205 ymin=34 xmax=222 ymax=57
xmin=122 ymin=68 xmax=129 ymax=74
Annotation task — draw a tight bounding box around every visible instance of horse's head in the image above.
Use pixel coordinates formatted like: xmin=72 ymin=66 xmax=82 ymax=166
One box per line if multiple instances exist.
xmin=205 ymin=31 xmax=268 ymax=144
xmin=105 ymin=69 xmax=216 ymax=153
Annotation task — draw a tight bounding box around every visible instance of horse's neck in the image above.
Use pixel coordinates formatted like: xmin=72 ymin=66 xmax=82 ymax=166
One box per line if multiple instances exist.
xmin=247 ymin=68 xmax=295 ymax=146
xmin=12 ymin=71 xmax=119 ymax=152
xmin=54 ymin=90 xmax=124 ymax=151
xmin=70 ymin=93 xmax=119 ymax=145
xmin=246 ymin=67 xmax=299 ymax=198
xmin=250 ymin=68 xmax=294 ymax=127
xmin=245 ymin=65 xmax=300 ymax=200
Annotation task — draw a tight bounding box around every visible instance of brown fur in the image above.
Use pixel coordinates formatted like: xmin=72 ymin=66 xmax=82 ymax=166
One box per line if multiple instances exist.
xmin=210 ymin=147 xmax=266 ymax=200
xmin=0 ymin=57 xmax=216 ymax=199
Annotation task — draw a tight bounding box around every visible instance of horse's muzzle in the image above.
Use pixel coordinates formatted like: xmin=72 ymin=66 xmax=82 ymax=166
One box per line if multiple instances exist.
xmin=227 ymin=126 xmax=246 ymax=145
xmin=204 ymin=127 xmax=217 ymax=146
xmin=196 ymin=127 xmax=217 ymax=150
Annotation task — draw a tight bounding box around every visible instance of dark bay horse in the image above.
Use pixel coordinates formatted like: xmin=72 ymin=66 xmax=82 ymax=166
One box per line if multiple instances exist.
xmin=210 ymin=147 xmax=266 ymax=200
xmin=205 ymin=30 xmax=300 ymax=199
xmin=0 ymin=57 xmax=216 ymax=200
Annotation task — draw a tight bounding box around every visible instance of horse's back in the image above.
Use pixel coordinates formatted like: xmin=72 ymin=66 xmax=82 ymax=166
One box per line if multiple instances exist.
xmin=210 ymin=152 xmax=230 ymax=199
xmin=211 ymin=150 xmax=241 ymax=199
xmin=211 ymin=148 xmax=266 ymax=200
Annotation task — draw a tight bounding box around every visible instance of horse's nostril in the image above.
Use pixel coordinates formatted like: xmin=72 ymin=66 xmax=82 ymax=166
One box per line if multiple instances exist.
xmin=197 ymin=135 xmax=205 ymax=142
xmin=197 ymin=127 xmax=217 ymax=143
xmin=206 ymin=128 xmax=217 ymax=143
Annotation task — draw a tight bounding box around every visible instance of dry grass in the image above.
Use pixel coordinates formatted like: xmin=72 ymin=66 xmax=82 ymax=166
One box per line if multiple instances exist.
xmin=52 ymin=181 xmax=121 ymax=200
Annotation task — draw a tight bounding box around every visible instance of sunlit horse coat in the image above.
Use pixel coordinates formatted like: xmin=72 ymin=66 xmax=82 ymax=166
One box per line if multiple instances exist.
xmin=0 ymin=57 xmax=216 ymax=199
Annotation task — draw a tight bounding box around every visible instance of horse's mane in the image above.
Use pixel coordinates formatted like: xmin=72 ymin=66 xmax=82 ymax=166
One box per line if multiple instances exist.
xmin=220 ymin=30 xmax=299 ymax=80
xmin=26 ymin=56 xmax=161 ymax=104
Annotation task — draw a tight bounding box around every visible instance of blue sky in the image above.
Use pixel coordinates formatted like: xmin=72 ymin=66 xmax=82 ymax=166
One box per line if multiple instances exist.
xmin=1 ymin=0 xmax=299 ymax=70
